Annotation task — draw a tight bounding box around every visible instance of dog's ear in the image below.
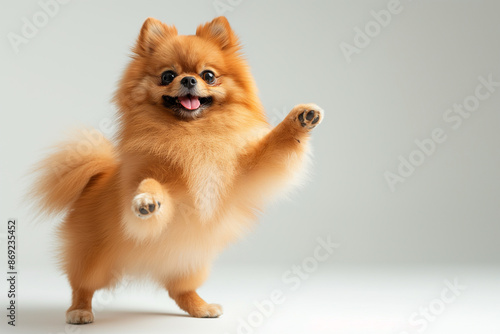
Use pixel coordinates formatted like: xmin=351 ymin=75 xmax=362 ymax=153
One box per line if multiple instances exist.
xmin=134 ymin=17 xmax=177 ymax=56
xmin=196 ymin=16 xmax=237 ymax=50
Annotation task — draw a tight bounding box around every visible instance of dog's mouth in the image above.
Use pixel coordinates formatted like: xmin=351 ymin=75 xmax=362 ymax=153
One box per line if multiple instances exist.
xmin=162 ymin=94 xmax=213 ymax=113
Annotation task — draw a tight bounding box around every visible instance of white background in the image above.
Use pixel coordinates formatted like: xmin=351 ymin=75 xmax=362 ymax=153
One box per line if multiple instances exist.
xmin=1 ymin=0 xmax=499 ymax=333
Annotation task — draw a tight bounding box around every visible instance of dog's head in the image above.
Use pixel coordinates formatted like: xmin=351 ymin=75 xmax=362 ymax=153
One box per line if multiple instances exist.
xmin=116 ymin=16 xmax=261 ymax=121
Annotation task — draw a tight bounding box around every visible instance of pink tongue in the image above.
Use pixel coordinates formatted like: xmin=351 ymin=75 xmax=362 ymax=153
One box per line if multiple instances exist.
xmin=179 ymin=96 xmax=200 ymax=110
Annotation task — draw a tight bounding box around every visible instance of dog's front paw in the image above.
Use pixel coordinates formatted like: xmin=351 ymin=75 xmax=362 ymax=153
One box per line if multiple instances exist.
xmin=132 ymin=193 xmax=161 ymax=219
xmin=289 ymin=103 xmax=324 ymax=130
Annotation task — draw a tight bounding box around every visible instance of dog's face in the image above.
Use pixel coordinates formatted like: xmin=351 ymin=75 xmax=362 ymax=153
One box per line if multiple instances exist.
xmin=117 ymin=17 xmax=258 ymax=121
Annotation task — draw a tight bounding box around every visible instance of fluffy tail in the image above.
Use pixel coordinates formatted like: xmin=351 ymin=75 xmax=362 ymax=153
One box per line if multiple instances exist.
xmin=30 ymin=129 xmax=117 ymax=218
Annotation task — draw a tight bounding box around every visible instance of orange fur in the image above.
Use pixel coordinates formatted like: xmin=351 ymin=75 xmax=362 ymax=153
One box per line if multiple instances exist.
xmin=31 ymin=16 xmax=323 ymax=324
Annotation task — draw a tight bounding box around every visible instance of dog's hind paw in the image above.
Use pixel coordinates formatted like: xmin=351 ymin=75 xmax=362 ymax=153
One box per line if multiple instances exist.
xmin=192 ymin=303 xmax=223 ymax=318
xmin=66 ymin=309 xmax=94 ymax=324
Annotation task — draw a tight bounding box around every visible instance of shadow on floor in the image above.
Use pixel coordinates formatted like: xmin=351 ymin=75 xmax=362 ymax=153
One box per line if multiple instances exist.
xmin=16 ymin=305 xmax=190 ymax=333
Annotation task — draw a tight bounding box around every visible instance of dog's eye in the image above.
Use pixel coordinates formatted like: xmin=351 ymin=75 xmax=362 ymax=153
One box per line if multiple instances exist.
xmin=160 ymin=71 xmax=177 ymax=85
xmin=201 ymin=70 xmax=216 ymax=84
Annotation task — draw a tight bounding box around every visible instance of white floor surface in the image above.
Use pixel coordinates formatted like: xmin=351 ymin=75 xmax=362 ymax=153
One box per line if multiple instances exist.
xmin=2 ymin=264 xmax=499 ymax=334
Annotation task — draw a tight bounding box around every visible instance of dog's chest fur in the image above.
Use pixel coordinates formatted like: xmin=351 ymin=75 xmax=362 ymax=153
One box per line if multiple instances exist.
xmin=166 ymin=134 xmax=239 ymax=221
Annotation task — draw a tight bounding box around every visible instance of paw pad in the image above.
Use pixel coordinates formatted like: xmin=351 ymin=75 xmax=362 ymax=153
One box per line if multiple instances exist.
xmin=298 ymin=109 xmax=322 ymax=129
xmin=132 ymin=193 xmax=161 ymax=219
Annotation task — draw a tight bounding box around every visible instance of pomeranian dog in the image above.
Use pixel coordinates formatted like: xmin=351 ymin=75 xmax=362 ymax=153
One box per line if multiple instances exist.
xmin=32 ymin=16 xmax=323 ymax=324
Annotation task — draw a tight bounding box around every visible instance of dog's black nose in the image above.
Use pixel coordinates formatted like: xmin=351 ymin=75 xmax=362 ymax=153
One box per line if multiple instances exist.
xmin=181 ymin=76 xmax=197 ymax=89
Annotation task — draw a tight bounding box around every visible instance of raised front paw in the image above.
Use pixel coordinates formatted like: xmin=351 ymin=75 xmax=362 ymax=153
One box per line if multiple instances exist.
xmin=132 ymin=193 xmax=161 ymax=219
xmin=290 ymin=103 xmax=324 ymax=130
